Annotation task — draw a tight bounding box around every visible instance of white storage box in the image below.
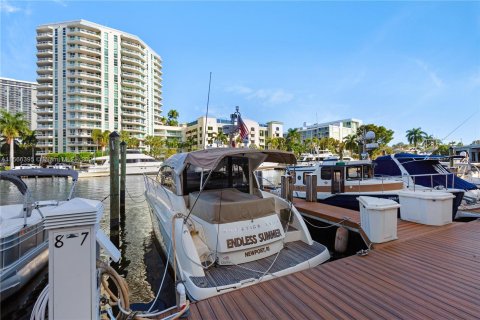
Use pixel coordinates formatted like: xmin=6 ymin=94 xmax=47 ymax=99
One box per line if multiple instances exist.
xmin=358 ymin=196 xmax=400 ymax=243
xmin=398 ymin=190 xmax=454 ymax=226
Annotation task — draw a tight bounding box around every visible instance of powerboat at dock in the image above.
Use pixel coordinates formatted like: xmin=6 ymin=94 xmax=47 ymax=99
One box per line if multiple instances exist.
xmin=289 ymin=160 xmax=404 ymax=211
xmin=144 ymin=148 xmax=330 ymax=301
xmin=0 ymin=168 xmax=88 ymax=301
xmin=78 ymin=149 xmax=162 ymax=177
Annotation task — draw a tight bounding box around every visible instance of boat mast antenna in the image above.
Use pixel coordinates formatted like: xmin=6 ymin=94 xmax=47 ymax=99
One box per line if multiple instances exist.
xmin=203 ymin=72 xmax=212 ymax=150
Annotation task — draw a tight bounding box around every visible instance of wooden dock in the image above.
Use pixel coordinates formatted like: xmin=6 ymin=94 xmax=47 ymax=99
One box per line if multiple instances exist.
xmin=161 ymin=203 xmax=480 ymax=319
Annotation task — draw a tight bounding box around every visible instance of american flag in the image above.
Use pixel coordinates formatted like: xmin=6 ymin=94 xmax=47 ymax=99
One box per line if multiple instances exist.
xmin=238 ymin=115 xmax=249 ymax=140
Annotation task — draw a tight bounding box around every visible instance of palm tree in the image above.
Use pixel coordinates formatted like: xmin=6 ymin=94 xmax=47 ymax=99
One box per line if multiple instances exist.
xmin=0 ymin=110 xmax=29 ymax=168
xmin=21 ymin=130 xmax=38 ymax=160
xmin=91 ymin=129 xmax=103 ymax=156
xmin=406 ymin=127 xmax=427 ymax=150
xmin=128 ymin=137 xmax=140 ymax=149
xmin=216 ymin=132 xmax=228 ymax=146
xmin=167 ymin=109 xmax=179 ymax=126
xmin=343 ymin=134 xmax=358 ymax=157
xmin=101 ymin=130 xmax=111 ymax=154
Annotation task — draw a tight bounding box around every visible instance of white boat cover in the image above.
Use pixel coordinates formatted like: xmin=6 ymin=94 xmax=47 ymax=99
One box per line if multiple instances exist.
xmin=164 ymin=148 xmax=296 ymax=175
xmin=189 ymin=188 xmax=276 ymax=224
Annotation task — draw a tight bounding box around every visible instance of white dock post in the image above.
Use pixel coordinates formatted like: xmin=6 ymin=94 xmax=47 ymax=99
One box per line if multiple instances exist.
xmin=42 ymin=198 xmax=116 ymax=320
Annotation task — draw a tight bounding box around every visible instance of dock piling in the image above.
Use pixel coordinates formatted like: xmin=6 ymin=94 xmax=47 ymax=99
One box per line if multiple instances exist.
xmin=120 ymin=141 xmax=126 ymax=222
xmin=281 ymin=175 xmax=293 ymax=202
xmin=305 ymin=174 xmax=317 ymax=202
xmin=109 ymin=131 xmax=120 ymax=247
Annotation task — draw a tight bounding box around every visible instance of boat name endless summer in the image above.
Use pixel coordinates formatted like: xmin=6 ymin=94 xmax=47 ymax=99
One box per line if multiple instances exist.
xmin=226 ymin=228 xmax=282 ymax=249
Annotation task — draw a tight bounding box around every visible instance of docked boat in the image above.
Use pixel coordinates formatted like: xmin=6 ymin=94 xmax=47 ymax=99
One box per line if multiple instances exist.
xmin=79 ymin=149 xmax=162 ymax=177
xmin=0 ymin=168 xmax=91 ymax=301
xmin=374 ymin=153 xmax=478 ymax=218
xmin=144 ymin=148 xmax=330 ymax=301
xmin=289 ymin=159 xmax=404 ymax=211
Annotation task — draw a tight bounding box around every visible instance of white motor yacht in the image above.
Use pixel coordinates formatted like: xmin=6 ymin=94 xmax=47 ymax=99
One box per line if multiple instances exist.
xmin=79 ymin=150 xmax=162 ymax=177
xmin=144 ymin=148 xmax=330 ymax=301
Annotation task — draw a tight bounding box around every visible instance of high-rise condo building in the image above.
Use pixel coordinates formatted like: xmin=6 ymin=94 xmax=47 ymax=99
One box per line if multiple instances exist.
xmin=0 ymin=77 xmax=38 ymax=130
xmin=36 ymin=20 xmax=162 ymax=154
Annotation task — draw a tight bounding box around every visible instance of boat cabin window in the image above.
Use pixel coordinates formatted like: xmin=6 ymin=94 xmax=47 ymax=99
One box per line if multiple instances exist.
xmin=160 ymin=166 xmax=176 ymax=193
xmin=346 ymin=165 xmax=372 ymax=180
xmin=346 ymin=166 xmax=362 ymax=180
xmin=320 ymin=168 xmax=332 ymax=180
xmin=183 ymin=156 xmax=250 ymax=195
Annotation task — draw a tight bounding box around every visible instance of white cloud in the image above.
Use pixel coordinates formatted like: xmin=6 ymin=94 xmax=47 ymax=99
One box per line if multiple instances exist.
xmin=0 ymin=1 xmax=21 ymax=13
xmin=413 ymin=59 xmax=444 ymax=88
xmin=226 ymin=85 xmax=294 ymax=105
xmin=52 ymin=0 xmax=68 ymax=7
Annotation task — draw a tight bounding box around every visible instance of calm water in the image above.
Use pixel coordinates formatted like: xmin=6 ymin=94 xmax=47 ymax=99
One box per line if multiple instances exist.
xmin=0 ymin=175 xmax=175 ymax=319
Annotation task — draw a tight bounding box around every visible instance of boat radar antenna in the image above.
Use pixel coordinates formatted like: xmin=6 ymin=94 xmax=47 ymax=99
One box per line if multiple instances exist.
xmin=222 ymin=106 xmax=242 ymax=147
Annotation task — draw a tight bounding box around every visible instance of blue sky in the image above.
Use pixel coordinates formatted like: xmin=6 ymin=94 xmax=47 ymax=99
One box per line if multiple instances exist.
xmin=1 ymin=1 xmax=479 ymax=144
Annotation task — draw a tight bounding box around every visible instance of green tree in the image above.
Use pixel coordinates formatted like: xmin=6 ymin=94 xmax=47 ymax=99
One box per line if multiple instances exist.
xmin=343 ymin=134 xmax=358 ymax=157
xmin=91 ymin=129 xmax=103 ymax=156
xmin=21 ymin=129 xmax=38 ymax=160
xmin=0 ymin=110 xmax=29 ymax=168
xmin=216 ymin=132 xmax=228 ymax=146
xmin=167 ymin=109 xmax=179 ymax=126
xmin=357 ymin=124 xmax=394 ymax=146
xmin=406 ymin=127 xmax=427 ymax=150
xmin=432 ymin=144 xmax=451 ymax=156
xmin=145 ymin=135 xmax=165 ymax=158
xmin=128 ymin=137 xmax=140 ymax=149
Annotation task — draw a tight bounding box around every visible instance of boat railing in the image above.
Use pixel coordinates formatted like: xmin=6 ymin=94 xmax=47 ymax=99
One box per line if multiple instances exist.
xmin=144 ymin=174 xmax=174 ymax=208
xmin=374 ymin=172 xmax=457 ymax=191
xmin=0 ymin=221 xmax=46 ymax=270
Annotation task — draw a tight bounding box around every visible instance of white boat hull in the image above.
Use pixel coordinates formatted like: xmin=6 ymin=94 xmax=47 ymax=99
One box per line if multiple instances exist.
xmin=79 ymin=164 xmax=160 ymax=178
xmin=145 ymin=183 xmax=330 ymax=301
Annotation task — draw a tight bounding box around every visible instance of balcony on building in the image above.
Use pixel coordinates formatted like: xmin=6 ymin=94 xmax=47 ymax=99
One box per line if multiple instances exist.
xmin=121 ymin=87 xmax=146 ymax=97
xmin=121 ymin=79 xmax=144 ymax=90
xmin=70 ymin=53 xmax=102 ymax=65
xmin=121 ymin=63 xmax=145 ymax=76
xmin=36 ymin=107 xmax=53 ymax=114
xmin=122 ymin=110 xmax=145 ymax=119
xmin=69 ymin=71 xmax=101 ymax=81
xmin=37 ymin=74 xmax=53 ymax=83
xmin=37 ymin=91 xmax=53 ymax=98
xmin=122 ymin=103 xmax=145 ymax=112
xmin=121 ymin=95 xmax=145 ymax=104
xmin=67 ymin=36 xmax=101 ymax=48
xmin=69 ymin=44 xmax=101 ymax=56
xmin=67 ymin=26 xmax=101 ymax=40
xmin=68 ymin=88 xmax=102 ymax=97
xmin=37 ymin=58 xmax=53 ymax=66
xmin=37 ymin=66 xmax=53 ymax=74
xmin=121 ymin=48 xmax=146 ymax=61
xmin=36 ymin=41 xmax=53 ymax=49
xmin=36 ymin=31 xmax=53 ymax=41
xmin=37 ymin=49 xmax=53 ymax=57
xmin=67 ymin=96 xmax=101 ymax=105
xmin=68 ymin=104 xmax=102 ymax=114
xmin=68 ymin=79 xmax=101 ymax=89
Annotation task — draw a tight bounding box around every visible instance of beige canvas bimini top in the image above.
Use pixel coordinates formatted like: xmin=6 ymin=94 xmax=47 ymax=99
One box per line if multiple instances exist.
xmin=163 ymin=148 xmax=297 ymax=175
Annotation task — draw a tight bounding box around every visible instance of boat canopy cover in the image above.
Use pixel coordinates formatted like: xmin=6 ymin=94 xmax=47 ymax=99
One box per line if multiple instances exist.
xmin=163 ymin=148 xmax=297 ymax=175
xmin=374 ymin=153 xmax=477 ymax=190
xmin=0 ymin=173 xmax=29 ymax=195
xmin=1 ymin=168 xmax=79 ymax=181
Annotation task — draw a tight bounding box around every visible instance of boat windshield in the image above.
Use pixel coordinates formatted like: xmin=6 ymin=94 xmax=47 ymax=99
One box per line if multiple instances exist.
xmin=183 ymin=156 xmax=250 ymax=194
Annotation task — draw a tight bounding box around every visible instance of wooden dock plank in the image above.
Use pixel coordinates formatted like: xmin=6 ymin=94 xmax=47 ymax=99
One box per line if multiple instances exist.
xmin=175 ymin=220 xmax=480 ymax=320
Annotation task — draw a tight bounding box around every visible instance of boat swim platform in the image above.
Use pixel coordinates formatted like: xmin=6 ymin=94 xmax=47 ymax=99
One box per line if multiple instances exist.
xmin=159 ymin=205 xmax=480 ymax=319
